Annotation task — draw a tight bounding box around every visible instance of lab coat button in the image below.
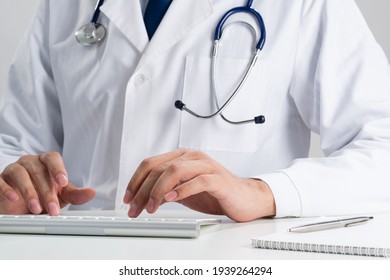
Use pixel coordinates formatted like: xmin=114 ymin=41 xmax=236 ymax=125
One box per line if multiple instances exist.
xmin=133 ymin=74 xmax=146 ymax=86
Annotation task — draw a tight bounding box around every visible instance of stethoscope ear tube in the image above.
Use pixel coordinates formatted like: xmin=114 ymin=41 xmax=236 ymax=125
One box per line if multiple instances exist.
xmin=175 ymin=1 xmax=267 ymax=125
xmin=175 ymin=48 xmax=265 ymax=125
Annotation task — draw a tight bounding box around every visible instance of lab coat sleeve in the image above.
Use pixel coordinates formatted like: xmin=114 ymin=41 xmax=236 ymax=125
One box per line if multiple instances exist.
xmin=259 ymin=0 xmax=390 ymax=217
xmin=0 ymin=0 xmax=63 ymax=172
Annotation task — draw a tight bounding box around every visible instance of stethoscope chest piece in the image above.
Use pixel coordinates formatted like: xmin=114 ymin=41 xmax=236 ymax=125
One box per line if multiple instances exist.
xmin=75 ymin=22 xmax=106 ymax=46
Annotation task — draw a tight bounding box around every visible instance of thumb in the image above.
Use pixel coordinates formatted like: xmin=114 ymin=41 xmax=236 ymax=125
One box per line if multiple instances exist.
xmin=58 ymin=183 xmax=96 ymax=207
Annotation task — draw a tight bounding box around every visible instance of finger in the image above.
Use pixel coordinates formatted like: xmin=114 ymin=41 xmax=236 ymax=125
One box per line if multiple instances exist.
xmin=39 ymin=152 xmax=68 ymax=187
xmin=18 ymin=157 xmax=61 ymax=216
xmin=164 ymin=174 xmax=220 ymax=203
xmin=58 ymin=183 xmax=96 ymax=207
xmin=124 ymin=148 xmax=187 ymax=204
xmin=0 ymin=176 xmax=19 ymax=202
xmin=2 ymin=163 xmax=42 ymax=214
xmin=166 ymin=181 xmax=224 ymax=215
xmin=128 ymin=157 xmax=208 ymax=216
xmin=128 ymin=168 xmax=164 ymax=217
xmin=145 ymin=160 xmax=214 ymax=213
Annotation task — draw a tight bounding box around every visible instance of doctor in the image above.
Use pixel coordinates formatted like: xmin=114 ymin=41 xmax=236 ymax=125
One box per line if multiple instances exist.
xmin=1 ymin=0 xmax=390 ymax=222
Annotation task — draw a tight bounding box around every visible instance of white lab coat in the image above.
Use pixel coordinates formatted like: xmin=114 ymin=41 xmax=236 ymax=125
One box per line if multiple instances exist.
xmin=1 ymin=0 xmax=390 ymax=217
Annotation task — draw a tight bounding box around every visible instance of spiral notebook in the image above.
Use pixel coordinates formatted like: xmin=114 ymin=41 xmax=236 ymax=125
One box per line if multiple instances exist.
xmin=252 ymin=215 xmax=390 ymax=258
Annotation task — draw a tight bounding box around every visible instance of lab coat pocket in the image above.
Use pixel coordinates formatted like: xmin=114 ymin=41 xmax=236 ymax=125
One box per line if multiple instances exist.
xmin=178 ymin=56 xmax=268 ymax=152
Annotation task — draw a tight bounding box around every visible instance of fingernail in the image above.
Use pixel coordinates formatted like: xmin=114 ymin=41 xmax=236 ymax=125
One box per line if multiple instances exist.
xmin=128 ymin=204 xmax=138 ymax=217
xmin=29 ymin=198 xmax=42 ymax=214
xmin=56 ymin=173 xmax=68 ymax=186
xmin=164 ymin=191 xmax=178 ymax=201
xmin=146 ymin=198 xmax=155 ymax=213
xmin=123 ymin=190 xmax=133 ymax=204
xmin=47 ymin=201 xmax=60 ymax=216
xmin=5 ymin=191 xmax=18 ymax=201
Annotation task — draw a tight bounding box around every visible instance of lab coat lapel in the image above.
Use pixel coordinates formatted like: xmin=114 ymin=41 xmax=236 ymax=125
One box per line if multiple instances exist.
xmin=137 ymin=0 xmax=214 ymax=68
xmin=100 ymin=0 xmax=149 ymax=53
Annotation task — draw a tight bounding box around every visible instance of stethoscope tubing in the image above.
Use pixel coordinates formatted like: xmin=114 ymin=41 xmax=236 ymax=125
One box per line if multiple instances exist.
xmin=91 ymin=0 xmax=105 ymax=24
xmin=214 ymin=6 xmax=266 ymax=51
xmin=175 ymin=0 xmax=266 ymax=125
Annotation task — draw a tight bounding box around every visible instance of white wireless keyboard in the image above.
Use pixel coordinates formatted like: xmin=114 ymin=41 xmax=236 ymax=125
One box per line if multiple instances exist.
xmin=0 ymin=214 xmax=221 ymax=238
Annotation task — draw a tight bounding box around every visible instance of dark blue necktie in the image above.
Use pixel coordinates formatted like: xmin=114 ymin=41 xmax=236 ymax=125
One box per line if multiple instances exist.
xmin=144 ymin=0 xmax=173 ymax=39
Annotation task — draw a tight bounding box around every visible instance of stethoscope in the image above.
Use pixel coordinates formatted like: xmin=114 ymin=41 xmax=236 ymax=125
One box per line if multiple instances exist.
xmin=75 ymin=0 xmax=106 ymax=45
xmin=75 ymin=0 xmax=266 ymax=125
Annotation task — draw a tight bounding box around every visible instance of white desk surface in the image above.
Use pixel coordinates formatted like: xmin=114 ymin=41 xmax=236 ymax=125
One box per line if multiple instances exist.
xmin=0 ymin=205 xmax=387 ymax=260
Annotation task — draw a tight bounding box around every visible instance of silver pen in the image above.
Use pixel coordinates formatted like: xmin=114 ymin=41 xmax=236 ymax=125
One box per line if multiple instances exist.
xmin=288 ymin=216 xmax=374 ymax=233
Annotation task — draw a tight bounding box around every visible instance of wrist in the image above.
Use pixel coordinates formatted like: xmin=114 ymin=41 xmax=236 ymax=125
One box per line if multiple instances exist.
xmin=247 ymin=178 xmax=276 ymax=218
xmin=226 ymin=178 xmax=276 ymax=222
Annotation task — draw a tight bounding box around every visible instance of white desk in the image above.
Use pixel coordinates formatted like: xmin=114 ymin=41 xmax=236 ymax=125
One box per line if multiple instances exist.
xmin=0 ymin=206 xmax=384 ymax=260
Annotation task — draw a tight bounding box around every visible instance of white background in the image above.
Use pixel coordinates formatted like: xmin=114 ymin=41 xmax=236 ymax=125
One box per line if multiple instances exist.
xmin=0 ymin=0 xmax=389 ymax=156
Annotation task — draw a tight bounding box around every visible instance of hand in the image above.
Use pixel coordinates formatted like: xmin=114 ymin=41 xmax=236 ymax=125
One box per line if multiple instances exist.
xmin=0 ymin=152 xmax=96 ymax=215
xmin=123 ymin=149 xmax=276 ymax=222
